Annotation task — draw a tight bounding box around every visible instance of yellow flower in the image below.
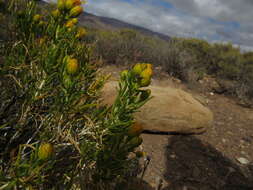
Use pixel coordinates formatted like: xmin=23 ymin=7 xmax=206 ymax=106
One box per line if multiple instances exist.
xmin=132 ymin=63 xmax=147 ymax=75
xmin=128 ymin=122 xmax=143 ymax=137
xmin=120 ymin=70 xmax=129 ymax=79
xmin=140 ymin=77 xmax=151 ymax=87
xmin=71 ymin=18 xmax=78 ymax=24
xmin=135 ymin=151 xmax=146 ymax=158
xmin=57 ymin=0 xmax=66 ymax=11
xmin=73 ymin=0 xmax=82 ymax=6
xmin=66 ymin=58 xmax=79 ymax=75
xmin=38 ymin=21 xmax=46 ymax=27
xmin=140 ymin=67 xmax=153 ymax=79
xmin=65 ymin=0 xmax=75 ymax=10
xmin=38 ymin=143 xmax=54 ymax=160
xmin=138 ymin=65 xmax=153 ymax=87
xmin=33 ymin=14 xmax=42 ymax=22
xmin=66 ymin=0 xmax=75 ymax=9
xmin=69 ymin=6 xmax=83 ymax=17
xmin=38 ymin=36 xmax=47 ymax=45
xmin=52 ymin=9 xmax=60 ymax=18
xmin=75 ymin=27 xmax=86 ymax=38
xmin=65 ymin=18 xmax=78 ymax=28
xmin=146 ymin=63 xmax=153 ymax=70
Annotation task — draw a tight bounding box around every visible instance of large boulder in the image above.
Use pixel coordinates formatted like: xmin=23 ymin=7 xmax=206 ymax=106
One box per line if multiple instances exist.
xmin=101 ymin=81 xmax=213 ymax=134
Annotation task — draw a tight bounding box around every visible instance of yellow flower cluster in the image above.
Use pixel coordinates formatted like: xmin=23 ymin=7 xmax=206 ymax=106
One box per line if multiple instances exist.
xmin=133 ymin=63 xmax=153 ymax=87
xmin=52 ymin=0 xmax=87 ymax=37
xmin=57 ymin=0 xmax=83 ymax=18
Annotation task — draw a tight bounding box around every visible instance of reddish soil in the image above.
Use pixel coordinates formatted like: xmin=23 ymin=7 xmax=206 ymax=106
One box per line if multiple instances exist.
xmin=101 ymin=65 xmax=253 ymax=190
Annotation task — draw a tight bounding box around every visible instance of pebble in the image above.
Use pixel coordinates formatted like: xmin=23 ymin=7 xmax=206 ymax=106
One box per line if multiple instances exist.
xmin=170 ymin=154 xmax=176 ymax=159
xmin=237 ymin=157 xmax=250 ymax=165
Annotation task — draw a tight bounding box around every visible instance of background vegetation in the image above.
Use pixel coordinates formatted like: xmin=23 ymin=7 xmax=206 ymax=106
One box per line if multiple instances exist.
xmin=84 ymin=28 xmax=253 ymax=104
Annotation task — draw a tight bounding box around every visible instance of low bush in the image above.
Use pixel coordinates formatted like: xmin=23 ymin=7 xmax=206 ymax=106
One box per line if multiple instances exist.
xmin=0 ymin=0 xmax=152 ymax=189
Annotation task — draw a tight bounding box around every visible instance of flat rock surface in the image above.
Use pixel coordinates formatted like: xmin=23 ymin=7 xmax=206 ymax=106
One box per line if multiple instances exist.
xmin=101 ymin=81 xmax=213 ymax=134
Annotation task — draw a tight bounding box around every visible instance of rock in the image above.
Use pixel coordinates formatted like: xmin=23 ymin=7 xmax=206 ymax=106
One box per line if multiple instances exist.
xmin=170 ymin=154 xmax=176 ymax=159
xmin=101 ymin=81 xmax=213 ymax=134
xmin=237 ymin=157 xmax=250 ymax=165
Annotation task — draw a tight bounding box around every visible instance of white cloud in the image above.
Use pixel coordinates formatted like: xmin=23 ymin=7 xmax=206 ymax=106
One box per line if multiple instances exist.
xmin=46 ymin=0 xmax=253 ymax=49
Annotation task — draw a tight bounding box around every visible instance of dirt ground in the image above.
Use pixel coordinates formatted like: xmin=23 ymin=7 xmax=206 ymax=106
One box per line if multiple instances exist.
xmin=101 ymin=65 xmax=253 ymax=190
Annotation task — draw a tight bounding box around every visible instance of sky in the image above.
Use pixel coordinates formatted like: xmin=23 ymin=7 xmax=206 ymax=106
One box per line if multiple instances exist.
xmin=48 ymin=0 xmax=253 ymax=51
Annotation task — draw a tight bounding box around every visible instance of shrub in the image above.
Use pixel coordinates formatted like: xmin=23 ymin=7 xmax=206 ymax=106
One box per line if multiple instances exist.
xmin=0 ymin=0 xmax=152 ymax=189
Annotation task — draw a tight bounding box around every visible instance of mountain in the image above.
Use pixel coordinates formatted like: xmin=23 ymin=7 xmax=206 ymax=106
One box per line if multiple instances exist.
xmin=78 ymin=12 xmax=170 ymax=41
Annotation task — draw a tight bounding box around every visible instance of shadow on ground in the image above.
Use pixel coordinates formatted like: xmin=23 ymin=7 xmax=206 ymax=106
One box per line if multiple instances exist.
xmin=162 ymin=135 xmax=253 ymax=190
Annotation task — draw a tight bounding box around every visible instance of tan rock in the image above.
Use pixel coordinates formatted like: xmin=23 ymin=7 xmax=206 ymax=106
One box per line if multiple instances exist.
xmin=101 ymin=81 xmax=213 ymax=134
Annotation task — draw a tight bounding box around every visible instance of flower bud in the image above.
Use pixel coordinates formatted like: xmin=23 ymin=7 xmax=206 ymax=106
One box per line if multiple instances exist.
xmin=38 ymin=36 xmax=46 ymax=45
xmin=132 ymin=63 xmax=147 ymax=75
xmin=57 ymin=0 xmax=66 ymax=11
xmin=38 ymin=21 xmax=46 ymax=27
xmin=63 ymin=74 xmax=73 ymax=88
xmin=66 ymin=58 xmax=79 ymax=75
xmin=52 ymin=9 xmax=60 ymax=18
xmin=146 ymin=63 xmax=153 ymax=70
xmin=69 ymin=6 xmax=83 ymax=17
xmin=33 ymin=14 xmax=42 ymax=22
xmin=140 ymin=67 xmax=153 ymax=79
xmin=139 ymin=67 xmax=153 ymax=87
xmin=140 ymin=77 xmax=151 ymax=87
xmin=120 ymin=70 xmax=129 ymax=79
xmin=128 ymin=122 xmax=143 ymax=137
xmin=73 ymin=0 xmax=82 ymax=6
xmin=75 ymin=27 xmax=86 ymax=38
xmin=65 ymin=0 xmax=75 ymax=10
xmin=135 ymin=151 xmax=146 ymax=158
xmin=38 ymin=143 xmax=54 ymax=160
xmin=65 ymin=18 xmax=78 ymax=27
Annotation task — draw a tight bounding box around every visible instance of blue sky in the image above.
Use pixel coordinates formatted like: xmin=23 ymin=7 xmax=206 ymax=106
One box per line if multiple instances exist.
xmin=47 ymin=0 xmax=253 ymax=50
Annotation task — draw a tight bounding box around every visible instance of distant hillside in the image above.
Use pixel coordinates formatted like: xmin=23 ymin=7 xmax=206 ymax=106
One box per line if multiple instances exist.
xmin=78 ymin=12 xmax=170 ymax=41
